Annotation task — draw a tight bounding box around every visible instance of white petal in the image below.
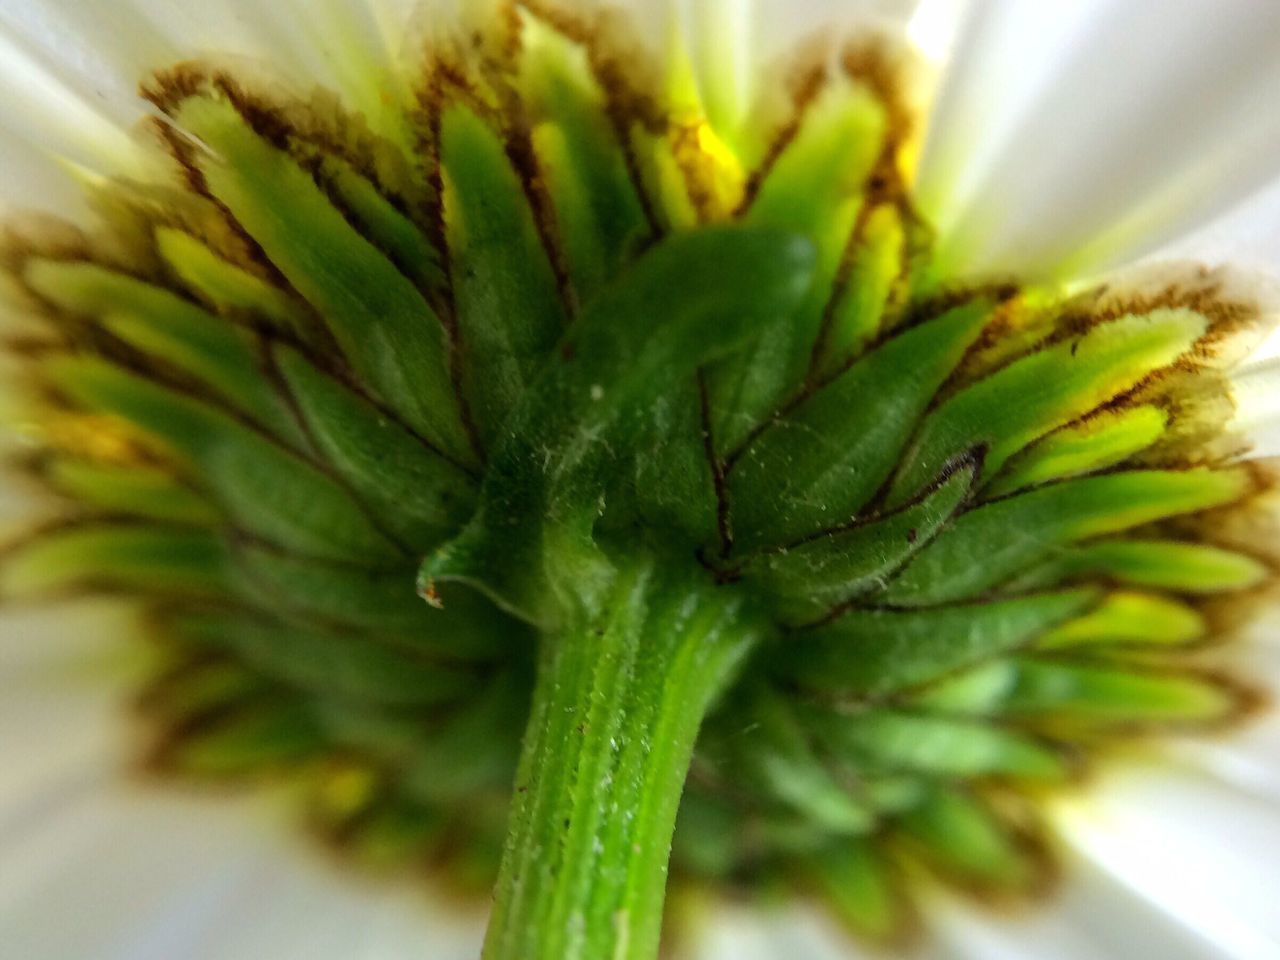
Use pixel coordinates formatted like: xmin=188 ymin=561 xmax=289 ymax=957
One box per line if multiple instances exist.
xmin=0 ymin=600 xmax=487 ymax=960
xmin=933 ymin=858 xmax=1235 ymax=960
xmin=1054 ymin=764 xmax=1280 ymax=960
xmin=1149 ymin=175 xmax=1280 ymax=280
xmin=918 ymin=0 xmax=1280 ymax=281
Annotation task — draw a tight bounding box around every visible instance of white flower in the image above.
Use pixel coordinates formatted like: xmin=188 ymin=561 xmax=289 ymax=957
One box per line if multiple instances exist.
xmin=2 ymin=1 xmax=1280 ymax=958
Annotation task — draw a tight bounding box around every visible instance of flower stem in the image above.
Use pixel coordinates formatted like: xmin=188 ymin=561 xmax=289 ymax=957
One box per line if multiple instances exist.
xmin=482 ymin=555 xmax=763 ymax=960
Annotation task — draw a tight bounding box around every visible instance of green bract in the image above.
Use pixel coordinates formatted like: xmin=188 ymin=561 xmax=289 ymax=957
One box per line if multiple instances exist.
xmin=0 ymin=5 xmax=1275 ymax=958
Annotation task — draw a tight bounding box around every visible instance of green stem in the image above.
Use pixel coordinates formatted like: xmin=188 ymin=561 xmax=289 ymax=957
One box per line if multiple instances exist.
xmin=482 ymin=555 xmax=763 ymax=960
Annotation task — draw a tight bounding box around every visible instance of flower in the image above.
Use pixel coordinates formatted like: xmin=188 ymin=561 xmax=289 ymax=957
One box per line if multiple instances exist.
xmin=2 ymin=1 xmax=1280 ymax=960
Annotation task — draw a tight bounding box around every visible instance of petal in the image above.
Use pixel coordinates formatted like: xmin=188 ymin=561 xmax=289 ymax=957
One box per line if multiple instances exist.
xmin=0 ymin=601 xmax=488 ymax=960
xmin=1054 ymin=764 xmax=1280 ymax=959
xmin=932 ymin=857 xmax=1236 ymax=960
xmin=918 ymin=0 xmax=1280 ymax=281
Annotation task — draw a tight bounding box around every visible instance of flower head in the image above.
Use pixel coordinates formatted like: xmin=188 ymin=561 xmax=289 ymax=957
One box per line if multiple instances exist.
xmin=2 ymin=1 xmax=1280 ymax=958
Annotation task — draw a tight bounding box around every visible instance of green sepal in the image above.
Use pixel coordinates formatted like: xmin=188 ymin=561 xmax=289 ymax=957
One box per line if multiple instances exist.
xmin=518 ymin=13 xmax=650 ymax=296
xmin=163 ymin=697 xmax=327 ymax=777
xmin=800 ymin=705 xmax=1070 ymax=781
xmin=231 ymin=546 xmax=518 ymax=661
xmin=708 ymin=76 xmax=886 ymax=447
xmin=275 ymin=346 xmax=477 ymax=548
xmin=888 ymin=307 xmax=1208 ymax=504
xmin=1036 ymin=590 xmax=1204 ymax=649
xmin=170 ymin=94 xmax=471 ymax=462
xmin=984 ymin=404 xmax=1168 ymax=499
xmin=1018 ymin=539 xmax=1269 ymax=594
xmin=397 ymin=670 xmax=530 ymax=804
xmin=0 ymin=522 xmax=230 ymax=599
xmin=898 ymin=787 xmax=1045 ymax=894
xmin=44 ymin=355 xmax=403 ymax=563
xmin=746 ymin=458 xmax=976 ymax=621
xmin=802 ymin=841 xmax=913 ymax=945
xmin=774 ymin=590 xmax=1097 ymax=698
xmin=316 ymin=156 xmax=446 ymax=294
xmin=441 ymin=103 xmax=568 ymax=444
xmin=166 ymin=609 xmax=482 ymax=708
xmin=717 ymin=686 xmax=876 ymax=835
xmin=727 ymin=298 xmax=994 ymax=550
xmin=1002 ymin=658 xmax=1241 ymax=726
xmin=422 ymin=226 xmax=815 ymax=625
xmin=155 ymin=227 xmax=315 ymax=339
xmin=24 ymin=259 xmax=303 ymax=444
xmin=885 ymin=468 xmax=1252 ymax=605
xmin=36 ymin=455 xmax=218 ymax=525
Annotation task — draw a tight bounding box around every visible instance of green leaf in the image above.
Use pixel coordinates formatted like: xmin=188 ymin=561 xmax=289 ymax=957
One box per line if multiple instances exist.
xmin=728 ymin=298 xmax=994 ymax=550
xmin=775 ymin=590 xmax=1097 ymax=698
xmin=884 ymin=468 xmax=1252 ymax=605
xmin=170 ymin=94 xmax=471 ymax=461
xmin=888 ymin=308 xmax=1208 ymax=504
